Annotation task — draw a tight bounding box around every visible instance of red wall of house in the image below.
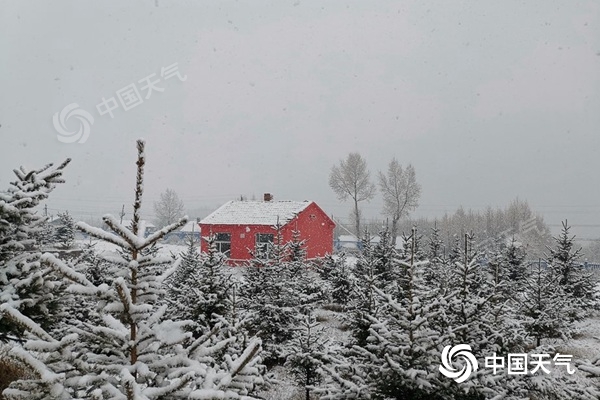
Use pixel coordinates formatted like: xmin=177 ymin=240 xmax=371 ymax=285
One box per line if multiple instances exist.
xmin=199 ymin=202 xmax=335 ymax=263
xmin=283 ymin=202 xmax=335 ymax=259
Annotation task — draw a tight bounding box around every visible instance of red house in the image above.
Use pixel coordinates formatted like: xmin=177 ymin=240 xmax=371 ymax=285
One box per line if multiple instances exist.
xmin=199 ymin=194 xmax=335 ymax=264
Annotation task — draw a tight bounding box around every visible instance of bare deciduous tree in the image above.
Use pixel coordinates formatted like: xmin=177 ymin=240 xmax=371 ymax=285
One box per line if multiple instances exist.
xmin=329 ymin=153 xmax=376 ymax=236
xmin=378 ymin=159 xmax=421 ymax=245
xmin=153 ymin=188 xmax=185 ymax=228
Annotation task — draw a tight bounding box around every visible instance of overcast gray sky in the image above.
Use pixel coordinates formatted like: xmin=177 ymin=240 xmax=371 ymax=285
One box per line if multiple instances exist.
xmin=1 ymin=1 xmax=599 ymax=237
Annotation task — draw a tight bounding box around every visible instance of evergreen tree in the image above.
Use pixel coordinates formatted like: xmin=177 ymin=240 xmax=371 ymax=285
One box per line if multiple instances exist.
xmin=54 ymin=211 xmax=75 ymax=249
xmin=520 ymin=259 xmax=570 ymax=346
xmin=372 ymin=225 xmax=395 ymax=283
xmin=241 ymin=253 xmax=298 ymax=366
xmin=547 ymin=220 xmax=597 ymax=319
xmin=428 ymin=222 xmax=443 ymax=261
xmin=360 ymin=228 xmax=451 ymax=399
xmin=32 ymin=218 xmax=56 ymax=249
xmin=288 ymin=226 xmax=307 ymax=262
xmin=443 ymin=234 xmax=507 ymax=397
xmin=0 ymin=158 xmax=70 ymax=341
xmin=51 ymin=241 xmax=104 ymax=337
xmin=503 ymin=237 xmax=527 ymax=284
xmin=324 ymin=253 xmax=354 ymax=306
xmin=348 ymin=230 xmax=380 ymax=347
xmin=166 ymin=234 xmax=232 ymax=333
xmin=285 ymin=311 xmax=329 ymax=400
xmin=0 ymin=140 xmax=264 ymax=399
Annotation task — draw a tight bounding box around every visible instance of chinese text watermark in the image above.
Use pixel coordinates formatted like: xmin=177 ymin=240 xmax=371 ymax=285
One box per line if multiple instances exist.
xmin=53 ymin=62 xmax=186 ymax=144
xmin=439 ymin=344 xmax=575 ymax=383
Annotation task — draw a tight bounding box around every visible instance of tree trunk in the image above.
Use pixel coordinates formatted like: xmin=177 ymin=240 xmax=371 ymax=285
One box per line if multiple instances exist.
xmin=354 ymin=198 xmax=360 ymax=237
xmin=391 ymin=214 xmax=399 ymax=247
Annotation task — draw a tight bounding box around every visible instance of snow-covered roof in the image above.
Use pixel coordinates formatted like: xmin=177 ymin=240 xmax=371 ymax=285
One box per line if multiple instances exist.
xmin=200 ymin=200 xmax=312 ymax=226
xmin=180 ymin=220 xmax=201 ymax=233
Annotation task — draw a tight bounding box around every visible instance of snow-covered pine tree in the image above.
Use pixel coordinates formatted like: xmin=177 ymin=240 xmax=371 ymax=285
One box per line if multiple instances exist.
xmin=54 ymin=211 xmax=75 ymax=249
xmin=286 ymin=262 xmax=328 ymax=315
xmin=51 ymin=241 xmax=105 ymax=337
xmin=285 ymin=311 xmax=329 ymax=400
xmin=347 ymin=230 xmax=380 ymax=347
xmin=166 ymin=234 xmax=233 ymax=333
xmin=288 ymin=225 xmax=307 ymax=263
xmin=441 ymin=233 xmax=509 ymax=397
xmin=1 ymin=140 xmax=264 ymax=399
xmin=520 ymin=259 xmax=570 ymax=347
xmin=502 ymin=237 xmax=527 ymax=284
xmin=283 ymin=228 xmax=328 ymax=314
xmin=241 ymin=246 xmax=298 ymax=366
xmin=317 ymin=253 xmax=337 ymax=282
xmin=358 ymin=227 xmax=451 ymax=399
xmin=424 ymin=223 xmax=451 ymax=293
xmin=372 ymin=225 xmax=395 ymax=284
xmin=391 ymin=228 xmax=429 ymax=299
xmin=482 ymin=239 xmax=528 ymax=354
xmin=313 ymin=347 xmax=371 ymax=400
xmin=428 ymin=222 xmax=443 ymax=260
xmin=32 ymin=217 xmax=57 ymax=249
xmin=323 ymin=253 xmax=354 ymax=306
xmin=547 ymin=220 xmax=597 ymax=320
xmin=446 ymin=234 xmax=494 ymax=352
xmin=579 ymin=357 xmax=600 ymax=397
xmin=448 ymin=233 xmax=463 ymax=264
xmin=398 ymin=227 xmax=426 ymax=262
xmin=268 ymin=216 xmax=289 ymax=264
xmin=0 ymin=158 xmax=70 ymax=341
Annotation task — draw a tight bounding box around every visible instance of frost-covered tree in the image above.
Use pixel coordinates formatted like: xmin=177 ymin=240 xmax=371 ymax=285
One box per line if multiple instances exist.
xmin=486 ymin=237 xmax=528 ymax=302
xmin=153 ymin=188 xmax=185 ymax=228
xmin=547 ymin=220 xmax=597 ymax=319
xmin=166 ymin=234 xmax=233 ymax=333
xmin=520 ymin=259 xmax=570 ymax=347
xmin=323 ymin=254 xmax=354 ymax=306
xmin=51 ymin=241 xmax=105 ymax=337
xmin=428 ymin=222 xmax=443 ymax=260
xmin=0 ymin=158 xmax=70 ymax=341
xmin=285 ymin=312 xmax=329 ymax=400
xmin=32 ymin=218 xmax=57 ymax=249
xmin=359 ymin=229 xmax=450 ymax=399
xmin=288 ymin=226 xmax=307 ymax=263
xmin=424 ymin=224 xmax=450 ymax=290
xmin=329 ymin=153 xmax=376 ymax=235
xmin=241 ymin=255 xmax=298 ymax=365
xmin=444 ymin=234 xmax=515 ymax=367
xmin=241 ymin=225 xmax=325 ymax=366
xmin=372 ymin=226 xmax=395 ymax=284
xmin=54 ymin=211 xmax=75 ymax=249
xmin=348 ymin=231 xmax=380 ymax=347
xmin=378 ymin=160 xmax=421 ymax=245
xmin=0 ymin=140 xmax=263 ymax=399
xmin=501 ymin=237 xmax=527 ymax=284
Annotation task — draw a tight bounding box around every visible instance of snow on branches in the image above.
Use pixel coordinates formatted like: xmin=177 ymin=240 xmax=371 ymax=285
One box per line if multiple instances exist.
xmin=2 ymin=140 xmax=264 ymax=399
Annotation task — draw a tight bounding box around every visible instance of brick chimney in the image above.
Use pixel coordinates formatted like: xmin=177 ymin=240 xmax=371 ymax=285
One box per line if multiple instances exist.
xmin=263 ymin=193 xmax=273 ymax=202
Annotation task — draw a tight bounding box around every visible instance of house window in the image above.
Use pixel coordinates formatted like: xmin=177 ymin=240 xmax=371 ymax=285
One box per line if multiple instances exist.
xmin=214 ymin=233 xmax=231 ymax=257
xmin=255 ymin=233 xmax=274 ymax=259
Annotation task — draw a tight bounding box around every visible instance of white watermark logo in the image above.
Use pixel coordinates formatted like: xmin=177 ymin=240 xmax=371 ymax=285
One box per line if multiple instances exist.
xmin=439 ymin=344 xmax=478 ymax=383
xmin=52 ymin=62 xmax=186 ymax=144
xmin=440 ymin=345 xmax=576 ymax=383
xmin=53 ymin=103 xmax=95 ymax=144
